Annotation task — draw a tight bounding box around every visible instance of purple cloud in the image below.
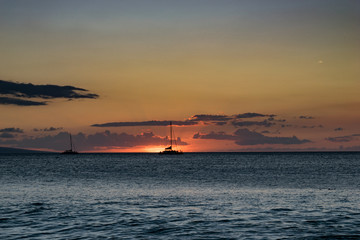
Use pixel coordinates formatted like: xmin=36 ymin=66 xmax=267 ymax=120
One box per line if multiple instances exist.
xmin=194 ymin=128 xmax=310 ymax=145
xmin=0 ymin=133 xmax=16 ymax=138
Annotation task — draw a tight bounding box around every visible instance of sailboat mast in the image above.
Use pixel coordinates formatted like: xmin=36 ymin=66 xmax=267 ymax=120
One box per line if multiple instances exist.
xmin=170 ymin=121 xmax=173 ymax=148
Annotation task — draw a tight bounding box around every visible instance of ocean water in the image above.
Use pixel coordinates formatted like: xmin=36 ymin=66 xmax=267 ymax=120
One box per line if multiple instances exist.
xmin=1 ymin=152 xmax=360 ymax=239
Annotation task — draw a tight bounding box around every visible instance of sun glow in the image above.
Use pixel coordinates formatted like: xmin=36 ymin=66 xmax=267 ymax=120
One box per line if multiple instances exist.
xmin=142 ymin=146 xmax=165 ymax=153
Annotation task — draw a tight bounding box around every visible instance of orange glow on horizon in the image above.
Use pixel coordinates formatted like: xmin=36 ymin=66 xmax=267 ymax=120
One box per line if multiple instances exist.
xmin=142 ymin=146 xmax=165 ymax=153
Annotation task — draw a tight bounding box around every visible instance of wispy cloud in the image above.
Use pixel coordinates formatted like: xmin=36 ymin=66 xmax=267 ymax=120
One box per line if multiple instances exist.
xmin=92 ymin=120 xmax=197 ymax=127
xmin=232 ymin=120 xmax=274 ymax=128
xmin=299 ymin=115 xmax=315 ymax=120
xmin=325 ymin=134 xmax=360 ymax=143
xmin=0 ymin=97 xmax=47 ymax=106
xmin=300 ymin=125 xmax=323 ymax=129
xmin=189 ymin=114 xmax=233 ymax=121
xmin=194 ymin=128 xmax=310 ymax=145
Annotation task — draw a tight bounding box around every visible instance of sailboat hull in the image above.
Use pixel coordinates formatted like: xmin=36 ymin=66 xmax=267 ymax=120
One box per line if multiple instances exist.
xmin=159 ymin=150 xmax=183 ymax=154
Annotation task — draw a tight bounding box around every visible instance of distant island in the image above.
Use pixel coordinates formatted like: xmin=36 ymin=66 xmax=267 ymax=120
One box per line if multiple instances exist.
xmin=0 ymin=147 xmax=49 ymax=154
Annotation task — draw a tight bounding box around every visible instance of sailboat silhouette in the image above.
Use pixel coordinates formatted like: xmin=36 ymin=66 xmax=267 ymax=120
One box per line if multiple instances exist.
xmin=159 ymin=122 xmax=183 ymax=154
xmin=61 ymin=133 xmax=78 ymax=154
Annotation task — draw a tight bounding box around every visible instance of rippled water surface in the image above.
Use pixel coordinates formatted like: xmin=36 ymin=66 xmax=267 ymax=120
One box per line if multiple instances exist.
xmin=1 ymin=152 xmax=360 ymax=239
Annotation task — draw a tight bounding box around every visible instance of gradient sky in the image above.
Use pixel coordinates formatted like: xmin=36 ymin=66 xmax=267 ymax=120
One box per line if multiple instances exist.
xmin=0 ymin=0 xmax=359 ymax=152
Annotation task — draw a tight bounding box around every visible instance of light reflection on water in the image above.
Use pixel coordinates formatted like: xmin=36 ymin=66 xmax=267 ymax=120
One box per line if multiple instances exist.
xmin=1 ymin=153 xmax=360 ymax=239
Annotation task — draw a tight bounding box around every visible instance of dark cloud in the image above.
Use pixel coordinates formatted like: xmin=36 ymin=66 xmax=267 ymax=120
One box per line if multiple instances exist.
xmin=299 ymin=115 xmax=314 ymax=120
xmin=190 ymin=114 xmax=232 ymax=121
xmin=325 ymin=134 xmax=360 ymax=143
xmin=192 ymin=113 xmax=276 ymax=121
xmin=334 ymin=127 xmax=343 ymax=131
xmin=235 ymin=112 xmax=274 ymax=118
xmin=232 ymin=120 xmax=274 ymax=128
xmin=0 ymin=80 xmax=98 ymax=106
xmin=92 ymin=120 xmax=197 ymax=127
xmin=0 ymin=80 xmax=99 ymax=99
xmin=194 ymin=128 xmax=310 ymax=145
xmin=0 ymin=133 xmax=16 ymax=138
xmin=33 ymin=127 xmax=63 ymax=132
xmin=1 ymin=131 xmax=187 ymax=151
xmin=0 ymin=97 xmax=47 ymax=106
xmin=0 ymin=127 xmax=24 ymax=133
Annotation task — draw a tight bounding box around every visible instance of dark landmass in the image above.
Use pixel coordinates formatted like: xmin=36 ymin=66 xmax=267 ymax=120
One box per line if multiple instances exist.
xmin=0 ymin=147 xmax=49 ymax=153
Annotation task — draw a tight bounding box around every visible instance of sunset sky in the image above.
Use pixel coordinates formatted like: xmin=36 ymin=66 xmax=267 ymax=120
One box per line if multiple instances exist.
xmin=1 ymin=0 xmax=359 ymax=152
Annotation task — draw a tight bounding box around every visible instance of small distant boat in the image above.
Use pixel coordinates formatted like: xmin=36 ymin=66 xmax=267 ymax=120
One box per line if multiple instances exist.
xmin=61 ymin=133 xmax=78 ymax=154
xmin=160 ymin=121 xmax=183 ymax=154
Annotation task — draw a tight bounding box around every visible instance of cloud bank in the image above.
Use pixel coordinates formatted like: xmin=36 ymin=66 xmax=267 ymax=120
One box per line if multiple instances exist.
xmin=0 ymin=112 xmax=328 ymax=151
xmin=1 ymin=131 xmax=187 ymax=151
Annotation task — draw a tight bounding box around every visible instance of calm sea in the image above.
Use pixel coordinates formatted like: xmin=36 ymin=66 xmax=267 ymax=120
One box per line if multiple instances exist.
xmin=1 ymin=152 xmax=360 ymax=239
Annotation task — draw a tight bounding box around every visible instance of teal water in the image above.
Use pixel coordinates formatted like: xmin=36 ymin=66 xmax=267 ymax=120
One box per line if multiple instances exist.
xmin=1 ymin=153 xmax=360 ymax=239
